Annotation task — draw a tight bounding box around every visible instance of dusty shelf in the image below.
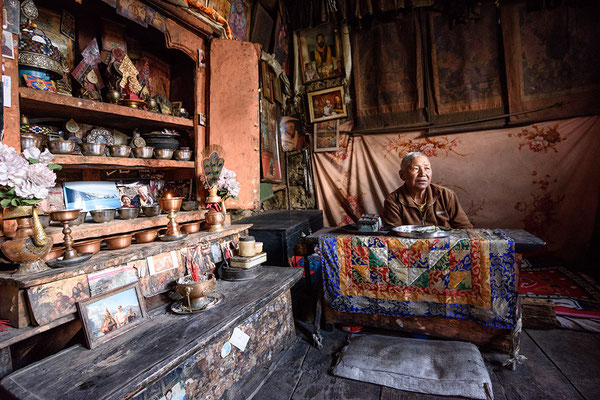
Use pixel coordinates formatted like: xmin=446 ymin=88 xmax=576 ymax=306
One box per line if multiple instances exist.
xmin=52 ymin=155 xmax=195 ymax=169
xmin=19 ymin=87 xmax=194 ymax=131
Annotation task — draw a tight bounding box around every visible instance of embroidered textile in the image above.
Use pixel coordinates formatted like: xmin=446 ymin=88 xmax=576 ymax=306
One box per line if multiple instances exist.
xmin=320 ymin=229 xmax=517 ymax=329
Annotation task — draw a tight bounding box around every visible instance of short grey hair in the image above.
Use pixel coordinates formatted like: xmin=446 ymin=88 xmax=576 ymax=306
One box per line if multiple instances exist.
xmin=401 ymin=152 xmax=427 ymax=171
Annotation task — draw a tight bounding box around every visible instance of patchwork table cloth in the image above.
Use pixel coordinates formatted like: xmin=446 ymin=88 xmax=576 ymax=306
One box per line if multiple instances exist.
xmin=320 ymin=229 xmax=517 ymax=329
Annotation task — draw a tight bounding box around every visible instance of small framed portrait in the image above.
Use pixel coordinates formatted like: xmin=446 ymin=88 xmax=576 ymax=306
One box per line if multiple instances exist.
xmin=261 ymin=61 xmax=273 ymax=102
xmin=2 ymin=31 xmax=15 ymax=60
xmin=77 ymin=283 xmax=148 ymax=349
xmin=314 ymin=120 xmax=340 ymax=152
xmin=298 ymin=23 xmax=344 ymax=84
xmin=280 ymin=116 xmax=304 ymax=152
xmin=307 ymin=86 xmax=347 ymax=123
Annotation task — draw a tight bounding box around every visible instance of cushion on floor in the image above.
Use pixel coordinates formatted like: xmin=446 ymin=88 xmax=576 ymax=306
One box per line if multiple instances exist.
xmin=331 ymin=334 xmax=493 ymax=400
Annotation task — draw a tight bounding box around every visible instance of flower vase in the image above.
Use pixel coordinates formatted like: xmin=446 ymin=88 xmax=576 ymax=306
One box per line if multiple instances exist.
xmin=205 ymin=208 xmax=225 ymax=232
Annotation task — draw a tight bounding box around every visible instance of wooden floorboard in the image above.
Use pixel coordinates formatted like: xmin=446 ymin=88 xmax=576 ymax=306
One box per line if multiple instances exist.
xmin=528 ymin=329 xmax=600 ymax=400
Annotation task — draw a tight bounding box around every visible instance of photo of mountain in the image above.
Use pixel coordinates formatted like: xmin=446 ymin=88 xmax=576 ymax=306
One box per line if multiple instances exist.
xmin=62 ymin=181 xmax=122 ymax=211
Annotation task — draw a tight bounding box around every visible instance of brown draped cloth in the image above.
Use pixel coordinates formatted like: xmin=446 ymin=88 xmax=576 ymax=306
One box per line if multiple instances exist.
xmin=313 ymin=116 xmax=600 ymax=261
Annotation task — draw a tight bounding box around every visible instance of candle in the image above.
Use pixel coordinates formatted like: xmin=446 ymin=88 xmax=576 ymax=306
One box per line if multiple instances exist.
xmin=166 ymin=193 xmax=172 ymax=199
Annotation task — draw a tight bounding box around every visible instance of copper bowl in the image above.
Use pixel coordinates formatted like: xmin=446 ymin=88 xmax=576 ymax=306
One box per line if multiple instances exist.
xmin=105 ymin=233 xmax=133 ymax=250
xmin=50 ymin=209 xmax=82 ymax=222
xmin=73 ymin=239 xmax=102 ymax=255
xmin=181 ymin=221 xmax=201 ymax=234
xmin=176 ymin=274 xmax=216 ymax=301
xmin=134 ymin=229 xmax=159 ymax=243
xmin=158 ymin=197 xmax=183 ymax=212
xmin=44 ymin=246 xmax=65 ymax=261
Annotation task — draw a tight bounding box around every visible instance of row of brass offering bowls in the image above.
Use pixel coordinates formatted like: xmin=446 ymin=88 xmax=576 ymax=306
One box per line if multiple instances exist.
xmin=79 ymin=144 xmax=192 ymax=161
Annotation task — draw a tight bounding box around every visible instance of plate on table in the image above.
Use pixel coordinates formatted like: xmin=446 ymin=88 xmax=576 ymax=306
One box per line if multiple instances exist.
xmin=391 ymin=225 xmax=449 ymax=239
xmin=337 ymin=224 xmax=390 ymax=236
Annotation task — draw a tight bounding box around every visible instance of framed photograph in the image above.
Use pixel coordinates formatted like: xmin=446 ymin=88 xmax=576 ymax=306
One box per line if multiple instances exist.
xmin=77 ymin=283 xmax=148 ymax=349
xmin=280 ymin=116 xmax=304 ymax=152
xmin=314 ymin=120 xmax=340 ymax=152
xmin=62 ymin=181 xmax=122 ymax=212
xmin=307 ymin=86 xmax=347 ymax=123
xmin=27 ymin=275 xmax=90 ymax=326
xmin=229 ymin=0 xmax=251 ymax=41
xmin=261 ymin=61 xmax=273 ymax=102
xmin=147 ymin=251 xmax=180 ymax=276
xmin=298 ymin=23 xmax=344 ymax=84
xmin=116 ymin=180 xmax=155 ymax=208
xmin=87 ymin=265 xmax=139 ymax=296
xmin=2 ymin=31 xmax=14 ymax=60
xmin=260 ymin=98 xmax=282 ymax=182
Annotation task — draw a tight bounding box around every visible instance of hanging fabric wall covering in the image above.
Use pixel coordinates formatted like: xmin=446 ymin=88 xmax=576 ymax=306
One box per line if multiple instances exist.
xmin=501 ymin=1 xmax=600 ymax=122
xmin=428 ymin=3 xmax=504 ymax=115
xmin=352 ymin=14 xmax=425 ymax=129
xmin=312 ymin=116 xmax=600 ymax=261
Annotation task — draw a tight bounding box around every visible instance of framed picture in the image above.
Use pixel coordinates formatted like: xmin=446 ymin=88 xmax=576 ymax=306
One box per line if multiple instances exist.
xmin=27 ymin=275 xmax=91 ymax=326
xmin=260 ymin=98 xmax=282 ymax=182
xmin=77 ymin=283 xmax=148 ymax=349
xmin=307 ymin=86 xmax=347 ymax=123
xmin=62 ymin=181 xmax=122 ymax=212
xmin=314 ymin=120 xmax=340 ymax=152
xmin=298 ymin=23 xmax=344 ymax=84
xmin=116 ymin=180 xmax=155 ymax=208
xmin=261 ymin=61 xmax=273 ymax=102
xmin=280 ymin=116 xmax=304 ymax=152
xmin=87 ymin=265 xmax=138 ymax=296
xmin=2 ymin=31 xmax=15 ymax=60
xmin=229 ymin=0 xmax=251 ymax=41
xmin=273 ymin=12 xmax=289 ymax=74
xmin=250 ymin=2 xmax=273 ymax=51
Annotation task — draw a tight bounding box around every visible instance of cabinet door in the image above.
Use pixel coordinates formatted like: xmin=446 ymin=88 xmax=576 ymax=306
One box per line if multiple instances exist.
xmin=208 ymin=39 xmax=261 ymax=210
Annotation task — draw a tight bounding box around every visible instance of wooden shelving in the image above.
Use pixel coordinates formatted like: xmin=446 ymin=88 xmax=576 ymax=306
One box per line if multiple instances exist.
xmin=44 ymin=210 xmax=208 ymax=244
xmin=19 ymin=87 xmax=194 ymax=131
xmin=52 ymin=155 xmax=195 ymax=169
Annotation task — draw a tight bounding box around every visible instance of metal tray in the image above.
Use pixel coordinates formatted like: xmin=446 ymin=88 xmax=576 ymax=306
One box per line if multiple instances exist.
xmin=391 ymin=225 xmax=449 ymax=239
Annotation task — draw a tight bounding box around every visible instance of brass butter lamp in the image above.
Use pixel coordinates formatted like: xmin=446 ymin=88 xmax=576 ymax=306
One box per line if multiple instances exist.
xmin=158 ymin=194 xmax=186 ymax=241
xmin=48 ymin=209 xmax=93 ymax=267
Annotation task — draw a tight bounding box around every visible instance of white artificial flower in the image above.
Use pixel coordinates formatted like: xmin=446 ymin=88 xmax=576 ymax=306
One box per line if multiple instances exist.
xmin=0 ymin=145 xmax=28 ymax=188
xmin=39 ymin=149 xmax=54 ymax=164
xmin=13 ymin=163 xmax=56 ymax=199
xmin=22 ymin=147 xmax=41 ymax=161
xmin=217 ymin=167 xmax=241 ymax=198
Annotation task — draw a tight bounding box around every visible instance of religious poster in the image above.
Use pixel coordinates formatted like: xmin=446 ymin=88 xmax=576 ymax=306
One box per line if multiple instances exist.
xmin=298 ymin=23 xmax=343 ymax=83
xmin=260 ymin=98 xmax=281 ymax=182
xmin=279 ymin=117 xmax=303 ymax=152
xmin=313 ymin=120 xmax=339 ymax=153
xmin=228 ymin=0 xmax=251 ymax=41
xmin=307 ymin=86 xmax=347 ymax=123
xmin=273 ymin=12 xmax=289 ymax=75
xmin=27 ymin=275 xmax=91 ymax=326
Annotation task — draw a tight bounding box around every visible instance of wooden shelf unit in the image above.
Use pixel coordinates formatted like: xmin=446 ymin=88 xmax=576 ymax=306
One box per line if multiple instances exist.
xmin=43 ymin=210 xmax=208 ymax=245
xmin=52 ymin=155 xmax=195 ymax=169
xmin=19 ymin=87 xmax=194 ymax=131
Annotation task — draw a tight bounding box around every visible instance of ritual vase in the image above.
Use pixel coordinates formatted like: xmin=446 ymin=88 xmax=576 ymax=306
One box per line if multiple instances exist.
xmin=1 ymin=206 xmax=53 ymax=275
xmin=205 ymin=209 xmax=225 ymax=232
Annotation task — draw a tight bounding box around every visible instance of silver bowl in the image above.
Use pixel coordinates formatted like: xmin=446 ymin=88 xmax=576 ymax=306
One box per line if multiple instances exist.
xmin=90 ymin=209 xmax=116 ymax=223
xmin=48 ymin=140 xmax=76 ymax=155
xmin=117 ymin=207 xmax=140 ymax=220
xmin=21 ymin=136 xmax=41 ymax=150
xmin=132 ymin=146 xmax=154 ymax=159
xmin=154 ymin=148 xmax=174 ymax=160
xmin=81 ymin=143 xmax=107 ymax=156
xmin=71 ymin=211 xmax=87 ymax=226
xmin=141 ymin=204 xmax=161 ymax=217
xmin=109 ymin=145 xmax=132 ymax=158
xmin=174 ymin=149 xmax=193 ymax=161
xmin=182 ymin=200 xmax=198 ymax=211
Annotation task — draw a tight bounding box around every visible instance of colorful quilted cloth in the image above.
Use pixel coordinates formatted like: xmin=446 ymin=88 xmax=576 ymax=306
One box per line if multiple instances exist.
xmin=320 ymin=229 xmax=517 ymax=329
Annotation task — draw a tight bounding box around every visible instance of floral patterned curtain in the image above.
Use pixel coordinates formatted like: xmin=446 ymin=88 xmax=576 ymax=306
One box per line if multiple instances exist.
xmin=312 ymin=116 xmax=600 ymax=261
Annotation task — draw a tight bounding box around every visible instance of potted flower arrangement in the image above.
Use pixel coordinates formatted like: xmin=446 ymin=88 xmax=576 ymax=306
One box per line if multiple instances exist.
xmin=216 ymin=166 xmax=240 ymax=215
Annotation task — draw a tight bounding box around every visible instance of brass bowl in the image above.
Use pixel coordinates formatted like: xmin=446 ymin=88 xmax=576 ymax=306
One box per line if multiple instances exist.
xmin=90 ymin=209 xmax=116 ymax=223
xmin=141 ymin=204 xmax=161 ymax=217
xmin=132 ymin=146 xmax=154 ymax=159
xmin=158 ymin=197 xmax=183 ymax=212
xmin=174 ymin=149 xmax=193 ymax=161
xmin=109 ymin=145 xmax=132 ymax=158
xmin=134 ymin=229 xmax=159 ymax=243
xmin=48 ymin=140 xmax=76 ymax=155
xmin=176 ymin=274 xmax=216 ymax=301
xmin=50 ymin=209 xmax=82 ymax=222
xmin=73 ymin=239 xmax=102 ymax=255
xmin=105 ymin=233 xmax=133 ymax=250
xmin=181 ymin=200 xmax=198 ymax=211
xmin=71 ymin=211 xmax=87 ymax=226
xmin=117 ymin=207 xmax=140 ymax=220
xmin=81 ymin=143 xmax=107 ymax=156
xmin=154 ymin=148 xmax=174 ymax=160
xmin=44 ymin=246 xmax=65 ymax=261
xmin=181 ymin=221 xmax=201 ymax=234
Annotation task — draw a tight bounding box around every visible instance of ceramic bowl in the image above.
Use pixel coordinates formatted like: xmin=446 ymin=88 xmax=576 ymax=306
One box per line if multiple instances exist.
xmin=48 ymin=140 xmax=76 ymax=155
xmin=90 ymin=209 xmax=116 ymax=223
xmin=81 ymin=143 xmax=106 ymax=156
xmin=134 ymin=229 xmax=159 ymax=243
xmin=109 ymin=145 xmax=132 ymax=158
xmin=141 ymin=204 xmax=161 ymax=217
xmin=105 ymin=233 xmax=133 ymax=250
xmin=70 ymin=211 xmax=87 ymax=226
xmin=117 ymin=207 xmax=140 ymax=220
xmin=181 ymin=221 xmax=201 ymax=234
xmin=132 ymin=146 xmax=154 ymax=159
xmin=73 ymin=239 xmax=102 ymax=255
xmin=154 ymin=148 xmax=174 ymax=160
xmin=182 ymin=200 xmax=198 ymax=211
xmin=174 ymin=149 xmax=193 ymax=161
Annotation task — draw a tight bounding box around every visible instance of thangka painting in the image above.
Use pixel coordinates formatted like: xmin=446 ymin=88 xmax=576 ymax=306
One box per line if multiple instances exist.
xmin=27 ymin=275 xmax=91 ymax=326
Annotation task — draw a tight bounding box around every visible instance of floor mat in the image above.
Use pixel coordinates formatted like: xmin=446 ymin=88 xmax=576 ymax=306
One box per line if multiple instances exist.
xmin=519 ymin=264 xmax=600 ymax=319
xmin=331 ymin=334 xmax=493 ymax=400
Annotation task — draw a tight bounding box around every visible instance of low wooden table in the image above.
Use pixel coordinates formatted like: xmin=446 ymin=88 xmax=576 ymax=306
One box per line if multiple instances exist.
xmin=0 ymin=267 xmax=302 ymax=400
